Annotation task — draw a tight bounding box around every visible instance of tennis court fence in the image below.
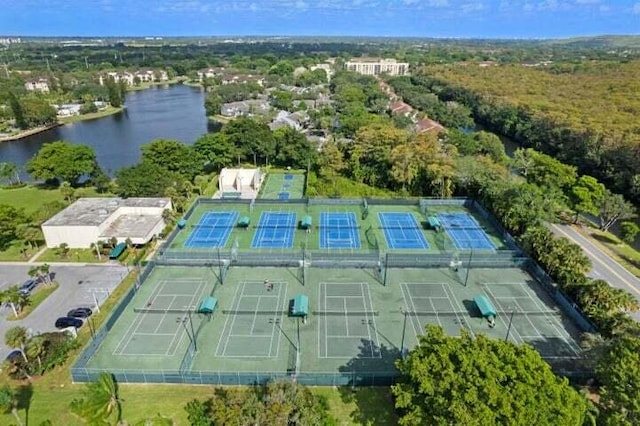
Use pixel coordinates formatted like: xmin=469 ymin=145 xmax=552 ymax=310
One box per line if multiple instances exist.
xmin=155 ymin=249 xmax=529 ymax=269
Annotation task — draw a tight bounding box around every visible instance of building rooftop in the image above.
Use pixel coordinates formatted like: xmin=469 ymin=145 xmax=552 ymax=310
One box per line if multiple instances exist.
xmin=99 ymin=214 xmax=164 ymax=240
xmin=43 ymin=198 xmax=171 ymax=227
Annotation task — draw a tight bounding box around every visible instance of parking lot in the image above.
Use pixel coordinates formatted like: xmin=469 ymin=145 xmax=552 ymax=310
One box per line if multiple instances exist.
xmin=0 ymin=263 xmax=128 ymax=360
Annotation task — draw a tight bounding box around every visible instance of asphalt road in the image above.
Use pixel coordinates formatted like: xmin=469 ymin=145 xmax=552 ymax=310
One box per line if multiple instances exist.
xmin=0 ymin=263 xmax=128 ymax=360
xmin=549 ymin=223 xmax=640 ymax=321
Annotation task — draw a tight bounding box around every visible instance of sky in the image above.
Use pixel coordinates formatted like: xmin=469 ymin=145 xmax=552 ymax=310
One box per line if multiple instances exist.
xmin=0 ymin=0 xmax=639 ymax=39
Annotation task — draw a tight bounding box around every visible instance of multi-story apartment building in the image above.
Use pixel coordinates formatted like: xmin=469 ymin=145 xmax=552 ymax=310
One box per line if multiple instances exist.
xmin=344 ymin=58 xmax=409 ymax=76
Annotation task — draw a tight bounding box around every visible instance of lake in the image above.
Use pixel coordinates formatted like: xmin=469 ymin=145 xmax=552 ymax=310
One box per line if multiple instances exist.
xmin=0 ymin=84 xmax=212 ymax=177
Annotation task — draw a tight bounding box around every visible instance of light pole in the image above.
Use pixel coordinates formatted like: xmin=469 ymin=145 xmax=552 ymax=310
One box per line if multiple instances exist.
xmin=463 ymin=249 xmax=473 ymax=287
xmin=400 ymin=308 xmax=408 ymax=359
xmin=504 ymin=308 xmax=516 ymax=343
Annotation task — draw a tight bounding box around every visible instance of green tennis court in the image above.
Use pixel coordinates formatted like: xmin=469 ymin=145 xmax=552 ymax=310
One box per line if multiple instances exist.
xmin=83 ymin=263 xmax=584 ymax=379
xmin=260 ymin=172 xmax=305 ymax=199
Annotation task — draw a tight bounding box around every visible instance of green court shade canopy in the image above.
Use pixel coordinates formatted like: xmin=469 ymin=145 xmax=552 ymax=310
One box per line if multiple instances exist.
xmin=300 ymin=215 xmax=312 ymax=229
xmin=474 ymin=294 xmax=497 ymax=318
xmin=237 ymin=216 xmax=250 ymax=228
xmin=109 ymin=242 xmax=126 ymax=259
xmin=177 ymin=218 xmax=187 ymax=229
xmin=291 ymin=294 xmax=309 ymax=317
xmin=427 ymin=216 xmax=441 ymax=230
xmin=198 ymin=296 xmax=217 ymax=314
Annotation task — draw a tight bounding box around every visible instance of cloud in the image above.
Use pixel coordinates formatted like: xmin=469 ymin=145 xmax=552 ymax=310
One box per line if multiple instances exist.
xmin=461 ymin=1 xmax=485 ymax=13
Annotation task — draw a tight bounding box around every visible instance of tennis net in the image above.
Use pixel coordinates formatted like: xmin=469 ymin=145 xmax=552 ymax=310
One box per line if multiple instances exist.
xmin=403 ymin=310 xmax=561 ymax=317
xmin=221 ymin=310 xmax=379 ymax=316
xmin=134 ymin=308 xmax=198 ymax=314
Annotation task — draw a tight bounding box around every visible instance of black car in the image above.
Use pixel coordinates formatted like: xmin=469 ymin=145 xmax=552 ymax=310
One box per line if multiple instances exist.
xmin=54 ymin=317 xmax=83 ymax=329
xmin=18 ymin=279 xmax=39 ymax=296
xmin=67 ymin=307 xmax=93 ymax=318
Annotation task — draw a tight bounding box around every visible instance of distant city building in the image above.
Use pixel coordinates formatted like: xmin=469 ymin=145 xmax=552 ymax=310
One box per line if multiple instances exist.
xmin=220 ymin=74 xmax=264 ymax=86
xmin=344 ymin=58 xmax=409 ymax=76
xmin=0 ymin=37 xmax=21 ymax=45
xmin=24 ymin=78 xmax=50 ymax=93
xmin=416 ymin=117 xmax=445 ymax=134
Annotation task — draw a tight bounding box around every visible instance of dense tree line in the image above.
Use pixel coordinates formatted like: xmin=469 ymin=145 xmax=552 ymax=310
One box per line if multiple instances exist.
xmin=405 ymin=64 xmax=640 ymax=204
xmin=184 ymin=381 xmax=335 ymax=426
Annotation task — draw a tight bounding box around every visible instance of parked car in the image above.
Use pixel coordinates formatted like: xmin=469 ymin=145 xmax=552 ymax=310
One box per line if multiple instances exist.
xmin=54 ymin=317 xmax=83 ymax=329
xmin=67 ymin=307 xmax=93 ymax=318
xmin=18 ymin=279 xmax=39 ymax=296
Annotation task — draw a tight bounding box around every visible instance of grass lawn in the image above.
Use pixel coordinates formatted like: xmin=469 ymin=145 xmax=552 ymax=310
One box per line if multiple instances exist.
xmin=0 ymin=240 xmax=39 ymax=261
xmin=7 ymin=282 xmax=59 ymax=320
xmin=58 ymin=106 xmax=123 ymax=124
xmin=313 ymin=387 xmax=398 ymax=426
xmin=0 ymin=185 xmax=105 ymax=216
xmin=583 ymin=226 xmax=640 ymax=278
xmin=36 ymin=248 xmax=106 ymax=263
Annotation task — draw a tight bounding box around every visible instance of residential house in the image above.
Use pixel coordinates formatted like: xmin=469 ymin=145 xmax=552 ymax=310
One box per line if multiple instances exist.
xmin=99 ymin=72 xmax=135 ymax=86
xmin=293 ymin=66 xmax=308 ymax=77
xmin=269 ymin=110 xmax=308 ymax=131
xmin=310 ymin=63 xmax=333 ymax=80
xmin=24 ymin=78 xmax=50 ymax=93
xmin=220 ymin=100 xmax=271 ymax=118
xmin=390 ymin=101 xmax=413 ymax=117
xmin=220 ymin=74 xmax=265 ymax=87
xmin=196 ymin=67 xmax=226 ymax=81
xmin=416 ymin=117 xmax=445 ymax=134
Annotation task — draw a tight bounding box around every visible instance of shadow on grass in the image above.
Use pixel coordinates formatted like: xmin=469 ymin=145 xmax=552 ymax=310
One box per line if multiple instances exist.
xmin=621 ymin=254 xmax=640 ymax=270
xmin=589 ymin=232 xmax=619 ymax=246
xmin=337 ymin=339 xmax=399 ymax=426
xmin=16 ymin=383 xmax=33 ymax=426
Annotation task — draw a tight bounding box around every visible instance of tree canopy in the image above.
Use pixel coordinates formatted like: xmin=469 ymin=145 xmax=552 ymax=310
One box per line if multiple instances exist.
xmin=392 ymin=325 xmax=587 ymax=426
xmin=115 ymin=161 xmax=183 ymax=198
xmin=26 ymin=141 xmax=98 ymax=185
xmin=141 ymin=139 xmax=203 ymax=179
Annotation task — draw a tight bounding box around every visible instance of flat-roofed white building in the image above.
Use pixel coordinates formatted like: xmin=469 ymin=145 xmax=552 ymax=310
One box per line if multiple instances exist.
xmin=41 ymin=198 xmax=172 ymax=248
xmin=344 ymin=58 xmax=409 ymax=76
xmin=218 ymin=168 xmax=262 ymax=199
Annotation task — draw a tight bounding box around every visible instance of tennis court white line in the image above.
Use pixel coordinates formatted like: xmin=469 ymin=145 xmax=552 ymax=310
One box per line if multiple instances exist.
xmin=215 ymin=281 xmax=244 ymax=357
xmin=402 ymin=284 xmax=422 ymax=342
xmin=363 ymin=282 xmax=382 ymax=358
xmin=511 ymin=298 xmax=543 ymax=338
xmin=134 ymin=332 xmax=176 ymax=336
xmin=270 ymin=282 xmax=287 ymax=358
xmin=326 ymin=334 xmax=371 ymax=338
xmin=515 ymin=286 xmax=582 ymax=356
xmin=484 ymin=286 xmax=524 ymax=344
xmin=228 ymin=334 xmax=272 ymax=338
xmin=112 ymin=279 xmax=172 ymax=355
xmin=163 ymin=280 xmax=208 ymax=356
xmin=325 ymin=295 xmax=369 ymax=299
xmin=343 ymin=299 xmax=350 ymax=336
xmin=441 ymin=282 xmax=475 ymax=338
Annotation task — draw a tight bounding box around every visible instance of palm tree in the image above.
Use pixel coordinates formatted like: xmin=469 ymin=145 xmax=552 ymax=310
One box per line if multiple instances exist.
xmin=39 ymin=264 xmax=51 ymax=285
xmin=70 ymin=372 xmax=122 ymax=425
xmin=28 ymin=266 xmax=40 ymax=283
xmin=0 ymin=385 xmax=22 ymax=426
xmin=1 ymin=286 xmax=23 ymax=317
xmin=5 ymin=326 xmax=29 ymax=364
xmin=91 ymin=242 xmax=103 ymax=261
xmin=26 ymin=337 xmax=45 ymax=370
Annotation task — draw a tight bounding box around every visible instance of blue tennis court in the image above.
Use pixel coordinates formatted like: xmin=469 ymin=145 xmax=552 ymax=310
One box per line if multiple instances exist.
xmin=278 ymin=192 xmax=290 ymax=199
xmin=378 ymin=212 xmax=429 ymax=249
xmin=319 ymin=212 xmax=361 ymax=249
xmin=437 ymin=212 xmax=495 ymax=250
xmin=251 ymin=212 xmax=296 ymax=249
xmin=184 ymin=211 xmax=238 ymax=248
xmin=284 ymin=174 xmax=294 ymax=180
